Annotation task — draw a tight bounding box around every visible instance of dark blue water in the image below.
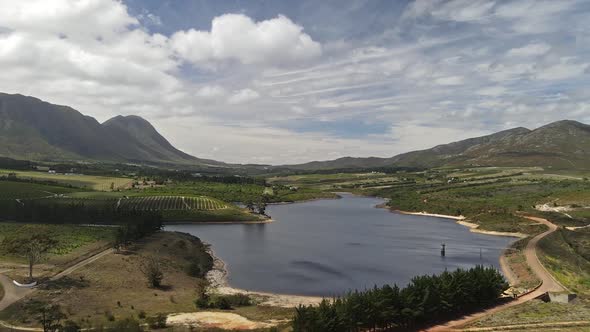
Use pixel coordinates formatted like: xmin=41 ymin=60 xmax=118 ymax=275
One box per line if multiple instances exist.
xmin=165 ymin=194 xmax=516 ymax=296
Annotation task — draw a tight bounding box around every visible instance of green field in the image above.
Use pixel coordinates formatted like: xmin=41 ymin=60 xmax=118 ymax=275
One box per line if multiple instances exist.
xmin=134 ymin=181 xmax=337 ymax=203
xmin=539 ymin=228 xmax=590 ymax=296
xmin=118 ymin=196 xmax=227 ymax=211
xmin=0 ymin=169 xmax=132 ymax=190
xmin=0 ymin=180 xmax=81 ymax=200
xmin=0 ymin=223 xmax=116 ymax=261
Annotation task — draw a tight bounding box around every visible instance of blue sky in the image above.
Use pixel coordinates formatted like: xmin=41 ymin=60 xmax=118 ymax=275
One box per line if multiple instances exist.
xmin=1 ymin=0 xmax=589 ymax=164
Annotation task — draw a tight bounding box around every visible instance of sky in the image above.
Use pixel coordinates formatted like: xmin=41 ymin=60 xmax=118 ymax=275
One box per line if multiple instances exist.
xmin=0 ymin=0 xmax=589 ymax=165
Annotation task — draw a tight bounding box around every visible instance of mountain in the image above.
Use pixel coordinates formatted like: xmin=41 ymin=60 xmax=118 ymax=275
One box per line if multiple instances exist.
xmin=284 ymin=120 xmax=590 ymax=170
xmin=0 ymin=93 xmax=222 ymax=165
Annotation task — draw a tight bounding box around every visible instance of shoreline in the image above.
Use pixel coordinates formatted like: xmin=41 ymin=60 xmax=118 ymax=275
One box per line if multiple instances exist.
xmin=205 ymin=247 xmax=323 ymax=308
xmin=164 ymin=218 xmax=273 ymax=225
xmin=390 ymin=208 xmax=527 ymax=238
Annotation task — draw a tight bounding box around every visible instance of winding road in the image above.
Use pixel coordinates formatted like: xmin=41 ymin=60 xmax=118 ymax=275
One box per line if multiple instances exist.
xmin=426 ymin=215 xmax=566 ymax=331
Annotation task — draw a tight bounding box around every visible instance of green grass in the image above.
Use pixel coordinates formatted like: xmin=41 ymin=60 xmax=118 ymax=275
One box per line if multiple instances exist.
xmin=162 ymin=207 xmax=264 ymax=222
xmin=466 ymin=299 xmax=590 ymax=328
xmin=133 ymin=181 xmax=335 ymax=203
xmin=538 ymin=228 xmax=590 ymax=296
xmin=0 ymin=169 xmax=132 ymax=190
xmin=0 ymin=223 xmax=116 ymax=260
xmin=0 ymin=180 xmax=81 ymax=200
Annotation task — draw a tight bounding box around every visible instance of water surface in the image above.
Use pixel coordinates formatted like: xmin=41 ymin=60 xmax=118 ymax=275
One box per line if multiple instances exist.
xmin=165 ymin=194 xmax=515 ymax=296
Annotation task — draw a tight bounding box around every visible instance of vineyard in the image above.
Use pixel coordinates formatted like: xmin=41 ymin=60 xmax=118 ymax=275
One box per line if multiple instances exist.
xmin=117 ymin=196 xmax=227 ymax=211
xmin=25 ymin=195 xmax=227 ymax=212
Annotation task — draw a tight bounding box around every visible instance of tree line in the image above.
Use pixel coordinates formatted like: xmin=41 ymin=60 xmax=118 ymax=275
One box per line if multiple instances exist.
xmin=0 ymin=199 xmax=162 ymax=227
xmin=292 ymin=265 xmax=508 ymax=331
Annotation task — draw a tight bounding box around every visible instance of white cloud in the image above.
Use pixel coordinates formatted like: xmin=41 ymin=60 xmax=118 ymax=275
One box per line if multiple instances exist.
xmin=170 ymin=14 xmax=321 ymax=67
xmin=434 ymin=76 xmax=464 ymax=86
xmin=389 ymin=124 xmax=488 ymax=151
xmin=506 ymin=42 xmax=551 ymax=57
xmin=477 ymin=86 xmax=507 ymax=96
xmin=228 ymin=89 xmax=260 ymax=104
xmin=196 ymin=85 xmax=227 ymax=99
xmin=536 ymin=58 xmax=588 ymax=81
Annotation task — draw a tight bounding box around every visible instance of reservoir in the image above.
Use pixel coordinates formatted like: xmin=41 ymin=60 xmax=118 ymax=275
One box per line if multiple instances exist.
xmin=165 ymin=193 xmax=516 ymax=297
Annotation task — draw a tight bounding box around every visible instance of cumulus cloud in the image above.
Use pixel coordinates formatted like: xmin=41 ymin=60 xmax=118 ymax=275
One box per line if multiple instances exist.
xmin=170 ymin=14 xmax=322 ymax=67
xmin=0 ymin=0 xmax=589 ymax=164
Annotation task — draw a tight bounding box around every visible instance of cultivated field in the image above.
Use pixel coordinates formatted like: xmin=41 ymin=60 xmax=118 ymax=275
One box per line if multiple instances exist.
xmin=117 ymin=196 xmax=227 ymax=211
xmin=0 ymin=181 xmax=81 ymax=200
xmin=0 ymin=169 xmax=132 ymax=191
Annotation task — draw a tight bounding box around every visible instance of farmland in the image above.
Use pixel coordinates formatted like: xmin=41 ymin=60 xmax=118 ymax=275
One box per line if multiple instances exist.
xmin=0 ymin=180 xmax=81 ymax=200
xmin=118 ymin=196 xmax=227 ymax=211
xmin=135 ymin=181 xmax=337 ymax=203
xmin=0 ymin=169 xmax=132 ymax=190
xmin=0 ymin=223 xmax=116 ymax=265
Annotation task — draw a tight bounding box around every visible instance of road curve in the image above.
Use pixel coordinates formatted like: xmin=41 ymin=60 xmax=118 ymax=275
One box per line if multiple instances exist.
xmin=425 ymin=215 xmax=565 ymax=331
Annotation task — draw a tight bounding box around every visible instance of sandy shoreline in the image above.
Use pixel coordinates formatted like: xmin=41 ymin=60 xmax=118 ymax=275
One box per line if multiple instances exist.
xmin=205 ymin=247 xmax=323 ymax=308
xmin=392 ymin=209 xmax=527 ymax=238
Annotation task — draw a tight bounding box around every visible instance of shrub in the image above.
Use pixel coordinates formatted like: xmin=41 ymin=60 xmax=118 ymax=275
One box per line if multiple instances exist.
xmin=146 ymin=313 xmax=167 ymax=329
xmin=139 ymin=256 xmax=164 ymax=288
xmin=62 ymin=320 xmax=81 ymax=332
xmin=138 ymin=310 xmax=146 ymax=319
xmin=110 ymin=317 xmax=143 ymax=332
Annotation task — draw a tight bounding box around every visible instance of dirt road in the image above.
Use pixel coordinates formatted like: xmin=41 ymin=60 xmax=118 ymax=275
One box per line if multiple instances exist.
xmin=0 ymin=248 xmax=114 ymax=311
xmin=425 ymin=216 xmax=565 ymax=331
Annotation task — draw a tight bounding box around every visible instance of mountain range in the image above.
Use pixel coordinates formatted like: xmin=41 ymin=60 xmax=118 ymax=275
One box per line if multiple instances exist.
xmin=287 ymin=120 xmax=590 ymax=170
xmin=1 ymin=92 xmax=589 ymax=170
xmin=0 ymin=93 xmax=223 ymax=166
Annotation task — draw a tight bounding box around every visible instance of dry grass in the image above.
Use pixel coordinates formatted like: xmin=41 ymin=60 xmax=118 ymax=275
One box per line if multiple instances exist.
xmin=465 ymin=299 xmax=590 ymax=328
xmin=0 ymin=232 xmax=210 ymax=328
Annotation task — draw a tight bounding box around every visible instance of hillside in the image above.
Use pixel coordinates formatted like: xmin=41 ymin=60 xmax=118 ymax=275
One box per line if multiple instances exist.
xmin=284 ymin=120 xmax=590 ymax=170
xmin=0 ymin=93 xmax=223 ymax=166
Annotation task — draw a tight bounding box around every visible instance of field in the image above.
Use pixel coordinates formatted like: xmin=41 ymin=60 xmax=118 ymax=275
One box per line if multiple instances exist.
xmin=0 ymin=180 xmax=81 ymax=200
xmin=465 ymin=299 xmax=590 ymax=329
xmin=0 ymin=169 xmax=132 ymax=190
xmin=0 ymin=223 xmax=116 ymax=274
xmin=538 ymin=228 xmax=590 ymax=296
xmin=135 ymin=181 xmax=337 ymax=203
xmin=118 ymin=196 xmax=227 ymax=211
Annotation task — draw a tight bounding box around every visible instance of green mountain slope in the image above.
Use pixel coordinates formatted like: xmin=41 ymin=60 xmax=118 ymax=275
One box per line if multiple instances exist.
xmin=0 ymin=93 xmax=222 ymax=165
xmin=284 ymin=121 xmax=590 ymax=170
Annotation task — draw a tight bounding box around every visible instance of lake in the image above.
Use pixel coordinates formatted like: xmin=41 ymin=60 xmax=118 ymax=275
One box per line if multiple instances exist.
xmin=165 ymin=193 xmax=516 ymax=297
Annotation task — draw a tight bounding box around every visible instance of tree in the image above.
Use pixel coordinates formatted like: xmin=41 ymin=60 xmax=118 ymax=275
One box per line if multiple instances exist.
xmin=25 ymin=300 xmax=66 ymax=332
xmin=139 ymin=256 xmax=164 ymax=288
xmin=245 ymin=200 xmax=255 ymax=213
xmin=4 ymin=234 xmax=56 ymax=280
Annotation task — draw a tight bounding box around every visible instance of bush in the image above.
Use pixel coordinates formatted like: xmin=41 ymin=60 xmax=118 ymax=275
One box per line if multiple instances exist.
xmin=195 ymin=296 xmax=210 ymax=309
xmin=195 ymin=294 xmax=252 ymax=310
xmin=139 ymin=256 xmax=164 ymax=288
xmin=110 ymin=317 xmax=143 ymax=331
xmin=138 ymin=310 xmax=146 ymax=319
xmin=211 ymin=296 xmax=231 ymax=310
xmin=146 ymin=313 xmax=167 ymax=329
xmin=62 ymin=320 xmax=81 ymax=332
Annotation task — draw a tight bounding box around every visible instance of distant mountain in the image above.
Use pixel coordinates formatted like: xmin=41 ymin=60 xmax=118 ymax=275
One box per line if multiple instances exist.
xmin=0 ymin=93 xmax=223 ymax=165
xmin=284 ymin=120 xmax=590 ymax=170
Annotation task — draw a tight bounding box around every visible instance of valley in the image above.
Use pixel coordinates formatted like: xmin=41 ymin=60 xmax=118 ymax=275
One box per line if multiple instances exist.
xmin=0 ymin=95 xmax=589 ymax=331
